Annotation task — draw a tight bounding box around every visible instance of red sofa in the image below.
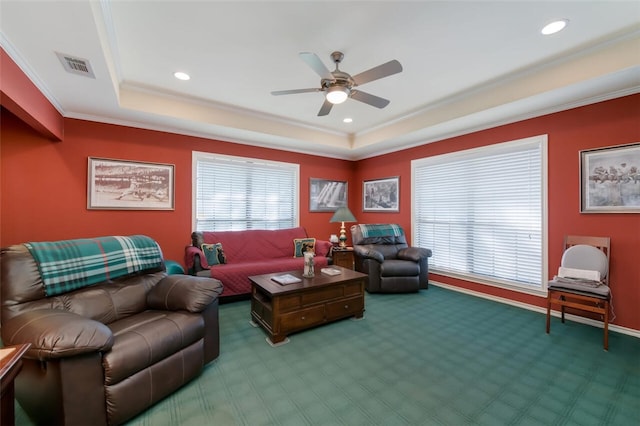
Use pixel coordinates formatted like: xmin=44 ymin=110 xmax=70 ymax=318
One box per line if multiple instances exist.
xmin=185 ymin=227 xmax=331 ymax=298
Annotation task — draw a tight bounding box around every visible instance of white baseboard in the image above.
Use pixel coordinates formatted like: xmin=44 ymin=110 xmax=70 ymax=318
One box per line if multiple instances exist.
xmin=430 ymin=280 xmax=640 ymax=339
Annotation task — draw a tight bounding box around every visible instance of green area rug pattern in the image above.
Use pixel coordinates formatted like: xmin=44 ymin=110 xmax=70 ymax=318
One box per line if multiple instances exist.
xmin=15 ymin=286 xmax=640 ymax=425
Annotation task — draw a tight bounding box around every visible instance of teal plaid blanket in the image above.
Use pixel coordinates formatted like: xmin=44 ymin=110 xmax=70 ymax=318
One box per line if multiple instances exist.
xmin=25 ymin=235 xmax=163 ymax=297
xmin=359 ymin=224 xmax=404 ymax=238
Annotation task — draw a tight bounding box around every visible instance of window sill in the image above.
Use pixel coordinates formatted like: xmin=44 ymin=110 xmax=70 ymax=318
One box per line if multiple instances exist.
xmin=431 ymin=269 xmax=547 ymax=298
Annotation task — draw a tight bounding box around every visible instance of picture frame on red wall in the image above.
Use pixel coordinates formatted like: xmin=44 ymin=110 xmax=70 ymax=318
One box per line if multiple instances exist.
xmin=363 ymin=176 xmax=399 ymax=212
xmin=87 ymin=157 xmax=175 ymax=210
xmin=309 ymin=178 xmax=347 ymax=212
xmin=580 ymin=142 xmax=640 ymax=213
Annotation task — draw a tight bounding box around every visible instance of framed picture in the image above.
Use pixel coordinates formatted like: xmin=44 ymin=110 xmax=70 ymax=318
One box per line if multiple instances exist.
xmin=363 ymin=176 xmax=399 ymax=212
xmin=580 ymin=142 xmax=640 ymax=213
xmin=88 ymin=157 xmax=175 ymax=210
xmin=309 ymin=178 xmax=347 ymax=212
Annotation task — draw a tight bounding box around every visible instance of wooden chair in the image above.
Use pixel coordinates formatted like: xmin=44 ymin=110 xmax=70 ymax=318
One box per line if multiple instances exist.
xmin=546 ymin=236 xmax=611 ymax=350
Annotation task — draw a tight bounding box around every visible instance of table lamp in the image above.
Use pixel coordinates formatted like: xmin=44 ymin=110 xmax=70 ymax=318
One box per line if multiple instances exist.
xmin=329 ymin=206 xmax=357 ymax=248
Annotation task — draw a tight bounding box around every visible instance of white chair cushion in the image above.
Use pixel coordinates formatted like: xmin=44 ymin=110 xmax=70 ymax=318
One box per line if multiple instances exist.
xmin=561 ymin=244 xmax=608 ymax=280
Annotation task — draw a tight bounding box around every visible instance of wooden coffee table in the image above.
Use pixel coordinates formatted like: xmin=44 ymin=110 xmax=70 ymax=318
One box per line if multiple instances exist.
xmin=249 ymin=266 xmax=367 ymax=345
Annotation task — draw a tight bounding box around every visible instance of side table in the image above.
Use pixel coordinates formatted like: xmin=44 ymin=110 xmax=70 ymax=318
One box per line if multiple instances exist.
xmin=332 ymin=247 xmax=355 ymax=270
xmin=1 ymin=343 xmax=30 ymax=426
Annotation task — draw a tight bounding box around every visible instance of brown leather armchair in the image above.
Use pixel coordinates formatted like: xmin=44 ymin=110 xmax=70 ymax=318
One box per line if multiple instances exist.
xmin=351 ymin=224 xmax=432 ymax=293
xmin=1 ymin=237 xmax=223 ymax=426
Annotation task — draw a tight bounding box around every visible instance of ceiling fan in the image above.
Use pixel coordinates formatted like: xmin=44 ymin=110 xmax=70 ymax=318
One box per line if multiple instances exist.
xmin=271 ymin=51 xmax=403 ymax=116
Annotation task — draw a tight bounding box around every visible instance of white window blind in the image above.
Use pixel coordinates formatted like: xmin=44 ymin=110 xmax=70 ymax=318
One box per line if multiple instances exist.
xmin=193 ymin=152 xmax=299 ymax=231
xmin=412 ymin=135 xmax=547 ymax=290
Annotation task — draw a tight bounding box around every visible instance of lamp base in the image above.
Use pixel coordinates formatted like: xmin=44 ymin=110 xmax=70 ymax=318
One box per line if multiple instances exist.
xmin=339 ymin=221 xmax=347 ymax=248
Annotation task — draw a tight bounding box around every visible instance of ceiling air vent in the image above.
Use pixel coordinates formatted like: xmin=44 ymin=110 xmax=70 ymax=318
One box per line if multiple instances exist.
xmin=56 ymin=52 xmax=95 ymax=78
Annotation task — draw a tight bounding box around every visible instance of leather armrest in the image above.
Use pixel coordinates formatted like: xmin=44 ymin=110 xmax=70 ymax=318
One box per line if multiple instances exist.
xmin=147 ymin=275 xmax=223 ymax=313
xmin=397 ymin=247 xmax=433 ymax=262
xmin=353 ymin=246 xmax=384 ymax=263
xmin=2 ymin=309 xmax=114 ymax=360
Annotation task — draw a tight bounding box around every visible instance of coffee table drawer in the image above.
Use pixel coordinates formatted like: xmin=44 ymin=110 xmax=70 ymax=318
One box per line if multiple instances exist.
xmin=279 ymin=305 xmax=325 ymax=333
xmin=301 ymin=286 xmax=343 ymax=305
xmin=326 ymin=295 xmax=364 ymax=319
xmin=279 ymin=294 xmax=302 ymax=311
xmin=343 ymin=281 xmax=364 ymax=296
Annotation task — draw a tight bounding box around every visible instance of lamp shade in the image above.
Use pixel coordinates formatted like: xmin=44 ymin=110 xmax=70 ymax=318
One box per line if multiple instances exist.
xmin=330 ymin=206 xmax=357 ymax=223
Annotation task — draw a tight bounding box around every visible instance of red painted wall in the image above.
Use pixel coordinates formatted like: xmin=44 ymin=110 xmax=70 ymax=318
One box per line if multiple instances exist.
xmin=0 ymin=111 xmax=353 ymax=265
xmin=356 ymin=94 xmax=640 ymax=331
xmin=0 ymin=48 xmax=64 ymax=140
xmin=1 ymin=57 xmax=638 ymax=331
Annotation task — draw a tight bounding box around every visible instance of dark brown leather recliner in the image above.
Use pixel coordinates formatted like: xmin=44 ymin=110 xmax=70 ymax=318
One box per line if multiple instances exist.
xmin=351 ymin=224 xmax=432 ymax=293
xmin=0 ymin=237 xmax=223 ymax=426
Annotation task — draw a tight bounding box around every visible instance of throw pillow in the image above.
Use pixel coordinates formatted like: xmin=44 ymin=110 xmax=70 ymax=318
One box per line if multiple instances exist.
xmin=293 ymin=238 xmax=316 ymax=258
xmin=315 ymin=240 xmax=332 ymax=257
xmin=201 ymin=243 xmax=226 ymax=266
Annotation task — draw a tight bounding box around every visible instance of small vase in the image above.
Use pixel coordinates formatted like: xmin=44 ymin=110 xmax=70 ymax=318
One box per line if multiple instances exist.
xmin=303 ymin=251 xmax=315 ymax=277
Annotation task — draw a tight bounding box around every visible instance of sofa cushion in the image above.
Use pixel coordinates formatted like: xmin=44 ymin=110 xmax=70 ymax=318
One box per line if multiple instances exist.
xmin=201 ymin=243 xmax=226 ymax=266
xmin=380 ymin=259 xmax=420 ymax=277
xmin=293 ymin=238 xmax=316 ymax=257
xmin=209 ymin=257 xmax=330 ymax=296
xmin=1 ymin=272 xmax=164 ymax=326
xmin=103 ymin=310 xmax=204 ymax=385
xmin=200 ymin=227 xmax=309 ymax=262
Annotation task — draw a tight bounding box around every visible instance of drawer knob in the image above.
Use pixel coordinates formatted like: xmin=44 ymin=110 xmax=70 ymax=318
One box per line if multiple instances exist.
xmin=344 ymin=305 xmax=349 ymax=309
xmin=301 ymin=316 xmax=306 ymax=320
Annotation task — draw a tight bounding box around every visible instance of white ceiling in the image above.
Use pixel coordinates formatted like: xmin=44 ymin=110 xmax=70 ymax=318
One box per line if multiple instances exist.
xmin=1 ymin=1 xmax=639 ymax=160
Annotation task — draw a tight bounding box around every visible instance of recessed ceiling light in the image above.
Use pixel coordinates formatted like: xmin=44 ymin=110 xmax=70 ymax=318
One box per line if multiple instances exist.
xmin=343 ymin=118 xmax=353 ymax=123
xmin=174 ymin=71 xmax=190 ymax=81
xmin=541 ymin=19 xmax=568 ymax=35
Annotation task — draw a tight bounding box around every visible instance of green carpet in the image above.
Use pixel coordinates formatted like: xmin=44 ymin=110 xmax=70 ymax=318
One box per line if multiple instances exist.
xmin=15 ymin=286 xmax=640 ymax=425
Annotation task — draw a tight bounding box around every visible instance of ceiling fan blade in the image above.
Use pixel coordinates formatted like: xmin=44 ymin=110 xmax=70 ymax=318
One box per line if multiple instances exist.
xmin=351 ymin=90 xmax=390 ymax=109
xmin=317 ymin=99 xmax=333 ymax=116
xmin=352 ymin=60 xmax=403 ymax=86
xmin=271 ymin=88 xmax=319 ymax=96
xmin=300 ymin=52 xmax=333 ymax=80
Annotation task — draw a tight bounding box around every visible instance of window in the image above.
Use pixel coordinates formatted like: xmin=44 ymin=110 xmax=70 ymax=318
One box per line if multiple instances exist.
xmin=193 ymin=152 xmax=299 ymax=231
xmin=412 ymin=135 xmax=548 ymax=293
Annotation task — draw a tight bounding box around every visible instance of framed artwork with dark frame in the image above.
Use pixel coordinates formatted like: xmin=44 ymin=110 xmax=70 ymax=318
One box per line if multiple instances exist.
xmin=580 ymin=142 xmax=640 ymax=213
xmin=309 ymin=178 xmax=348 ymax=212
xmin=87 ymin=157 xmax=175 ymax=210
xmin=363 ymin=176 xmax=399 ymax=212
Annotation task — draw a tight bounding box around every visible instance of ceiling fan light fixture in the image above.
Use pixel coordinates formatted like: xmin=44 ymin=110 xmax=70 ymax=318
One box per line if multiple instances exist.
xmin=326 ymin=86 xmax=350 ymax=104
